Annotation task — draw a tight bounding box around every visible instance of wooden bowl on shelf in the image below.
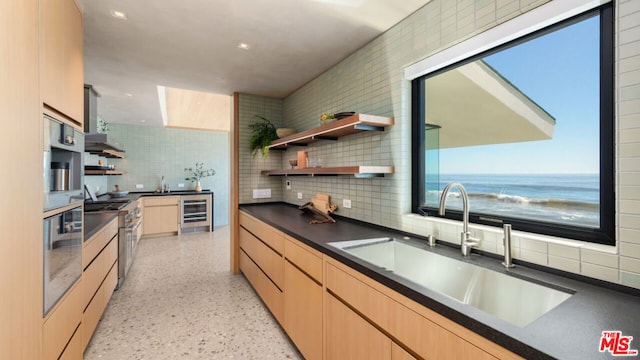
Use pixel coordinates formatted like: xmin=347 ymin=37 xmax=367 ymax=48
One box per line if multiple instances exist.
xmin=276 ymin=128 xmax=296 ymax=138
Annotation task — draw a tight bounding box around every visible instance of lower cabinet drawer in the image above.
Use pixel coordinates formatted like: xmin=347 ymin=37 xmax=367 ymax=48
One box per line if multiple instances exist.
xmin=325 ymin=260 xmax=502 ymax=360
xmin=83 ymin=236 xmax=118 ymax=310
xmin=144 ymin=196 xmax=179 ymax=206
xmin=239 ymin=249 xmax=283 ymax=324
xmin=82 ymin=262 xmax=118 ymax=351
xmin=239 ymin=227 xmax=283 ymax=287
xmin=83 ymin=218 xmax=118 ymax=269
xmin=59 ymin=324 xmax=83 ymax=360
xmin=325 ymin=292 xmax=391 ymax=360
xmin=284 ymin=236 xmax=322 ymax=283
xmin=239 ymin=212 xmax=284 ymax=253
xmin=284 ymin=260 xmax=322 ymax=360
xmin=43 ymin=279 xmax=83 ymax=360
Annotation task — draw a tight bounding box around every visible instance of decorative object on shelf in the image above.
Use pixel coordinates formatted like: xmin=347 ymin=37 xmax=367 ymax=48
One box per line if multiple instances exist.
xmin=289 ymin=159 xmax=298 ymax=169
xmin=320 ymin=112 xmax=336 ymax=125
xmin=334 ymin=111 xmax=356 ymax=120
xmin=185 ymin=162 xmax=216 ymax=192
xmin=276 ymin=127 xmax=296 ymax=138
xmin=297 ymin=151 xmax=308 ymax=169
xmin=109 ymin=184 xmax=129 ymax=198
xmin=320 ymin=111 xmax=355 ymax=125
xmin=261 ymin=165 xmax=395 ymax=177
xmin=299 ymin=193 xmax=338 ymax=224
xmin=249 ymin=115 xmax=279 ymax=157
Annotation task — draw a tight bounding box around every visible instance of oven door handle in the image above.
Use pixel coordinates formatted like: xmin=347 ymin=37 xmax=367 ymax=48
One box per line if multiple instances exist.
xmin=129 ymin=218 xmax=142 ymax=232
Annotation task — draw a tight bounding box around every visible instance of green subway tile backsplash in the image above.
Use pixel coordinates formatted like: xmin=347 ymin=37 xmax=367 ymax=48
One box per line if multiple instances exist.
xmin=101 ymin=124 xmax=230 ymax=226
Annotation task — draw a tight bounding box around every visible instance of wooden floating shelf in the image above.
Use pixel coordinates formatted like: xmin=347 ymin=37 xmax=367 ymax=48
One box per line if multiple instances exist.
xmin=85 ymin=149 xmax=126 ymax=159
xmin=261 ymin=166 xmax=394 ymax=178
xmin=84 ymin=170 xmax=124 ymax=176
xmin=268 ymin=113 xmax=394 ymax=150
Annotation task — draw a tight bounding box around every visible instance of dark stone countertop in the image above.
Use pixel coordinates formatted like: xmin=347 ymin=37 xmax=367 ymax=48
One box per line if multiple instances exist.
xmin=240 ymin=202 xmax=640 ymax=360
xmin=84 ymin=212 xmax=118 ymax=241
xmin=94 ymin=189 xmax=212 ymax=202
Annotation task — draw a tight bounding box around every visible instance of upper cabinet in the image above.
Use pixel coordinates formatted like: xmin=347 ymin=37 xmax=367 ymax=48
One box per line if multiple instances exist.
xmin=41 ymin=0 xmax=83 ymax=127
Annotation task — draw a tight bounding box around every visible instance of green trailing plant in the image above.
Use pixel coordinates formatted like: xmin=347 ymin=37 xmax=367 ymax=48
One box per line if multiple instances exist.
xmin=184 ymin=162 xmax=216 ymax=182
xmin=249 ymin=115 xmax=278 ymax=157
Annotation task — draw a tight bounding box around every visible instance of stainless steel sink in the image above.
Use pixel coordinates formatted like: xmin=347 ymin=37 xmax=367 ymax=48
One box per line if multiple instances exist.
xmin=329 ymin=238 xmax=573 ymax=327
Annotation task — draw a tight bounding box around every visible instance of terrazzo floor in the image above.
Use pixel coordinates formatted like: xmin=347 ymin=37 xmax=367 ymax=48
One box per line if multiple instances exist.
xmin=84 ymin=226 xmax=303 ymax=359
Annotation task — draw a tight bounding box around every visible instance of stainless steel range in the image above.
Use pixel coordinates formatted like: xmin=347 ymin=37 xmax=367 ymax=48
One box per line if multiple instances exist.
xmin=84 ymin=197 xmax=142 ymax=288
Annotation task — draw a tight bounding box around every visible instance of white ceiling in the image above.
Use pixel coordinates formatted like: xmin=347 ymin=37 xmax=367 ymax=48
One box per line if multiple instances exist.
xmin=77 ymin=0 xmax=431 ymax=127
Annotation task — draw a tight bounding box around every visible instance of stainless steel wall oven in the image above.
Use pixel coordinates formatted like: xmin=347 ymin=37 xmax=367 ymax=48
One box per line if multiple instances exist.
xmin=43 ymin=114 xmax=84 ymax=211
xmin=43 ymin=206 xmax=82 ymax=316
xmin=42 ymin=114 xmax=84 ymax=317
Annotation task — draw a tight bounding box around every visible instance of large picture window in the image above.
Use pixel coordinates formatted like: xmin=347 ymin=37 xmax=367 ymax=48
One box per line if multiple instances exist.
xmin=412 ymin=4 xmax=614 ymax=245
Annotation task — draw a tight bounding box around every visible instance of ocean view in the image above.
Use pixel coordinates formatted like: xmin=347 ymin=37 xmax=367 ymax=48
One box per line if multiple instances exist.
xmin=428 ymin=174 xmax=600 ymax=227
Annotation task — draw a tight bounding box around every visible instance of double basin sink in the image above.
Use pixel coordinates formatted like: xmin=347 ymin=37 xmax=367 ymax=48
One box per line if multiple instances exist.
xmin=329 ymin=238 xmax=573 ymax=327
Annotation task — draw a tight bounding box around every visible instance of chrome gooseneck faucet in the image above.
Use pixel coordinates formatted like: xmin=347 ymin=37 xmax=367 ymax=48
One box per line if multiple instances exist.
xmin=502 ymin=224 xmax=515 ymax=268
xmin=438 ymin=182 xmax=480 ymax=256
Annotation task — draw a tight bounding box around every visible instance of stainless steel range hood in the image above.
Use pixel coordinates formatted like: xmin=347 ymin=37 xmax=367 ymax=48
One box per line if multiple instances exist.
xmin=84 ymin=85 xmax=126 ymax=157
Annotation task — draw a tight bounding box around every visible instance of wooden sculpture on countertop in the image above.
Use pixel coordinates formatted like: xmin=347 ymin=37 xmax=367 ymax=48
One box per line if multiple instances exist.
xmin=299 ymin=193 xmax=338 ymax=224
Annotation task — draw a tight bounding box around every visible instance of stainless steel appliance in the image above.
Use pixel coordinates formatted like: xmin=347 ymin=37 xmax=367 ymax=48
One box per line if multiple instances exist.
xmin=180 ymin=193 xmax=213 ymax=233
xmin=51 ymin=162 xmax=70 ymax=191
xmin=43 ymin=206 xmax=82 ymax=316
xmin=118 ymin=199 xmax=142 ymax=288
xmin=84 ymin=197 xmax=142 ymax=288
xmin=84 ymin=85 xmax=126 ymax=156
xmin=44 ymin=114 xmax=84 ymax=211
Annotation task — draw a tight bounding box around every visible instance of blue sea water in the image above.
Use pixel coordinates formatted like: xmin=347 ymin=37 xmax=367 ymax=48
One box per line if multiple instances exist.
xmin=428 ymin=174 xmax=600 ymax=227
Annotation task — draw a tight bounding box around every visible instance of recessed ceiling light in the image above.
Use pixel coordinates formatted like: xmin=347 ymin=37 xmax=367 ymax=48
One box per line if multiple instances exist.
xmin=111 ymin=10 xmax=128 ymax=20
xmin=125 ymin=93 xmax=133 ymax=97
xmin=237 ymin=43 xmax=250 ymax=50
xmin=140 ymin=119 xmax=146 ymax=123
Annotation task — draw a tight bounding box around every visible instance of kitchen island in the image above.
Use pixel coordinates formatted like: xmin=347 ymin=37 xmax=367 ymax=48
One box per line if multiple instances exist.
xmin=240 ymin=202 xmax=640 ymax=360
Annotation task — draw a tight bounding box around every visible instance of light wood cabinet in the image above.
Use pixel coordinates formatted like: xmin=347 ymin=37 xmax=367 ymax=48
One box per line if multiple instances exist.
xmin=143 ymin=196 xmax=180 ymax=236
xmin=82 ymin=216 xmax=119 ymax=351
xmin=239 ymin=212 xmax=284 ymax=253
xmin=83 ymin=231 xmax=118 ymax=309
xmin=283 ymin=237 xmax=323 ymax=360
xmin=238 ymin=212 xmax=522 ymax=360
xmin=1 ymin=0 xmax=42 ymax=357
xmin=83 ymin=217 xmax=118 ymax=269
xmin=239 ymin=249 xmax=284 ymax=322
xmin=239 ymin=227 xmax=283 ymax=287
xmin=238 ymin=212 xmax=285 ymax=324
xmin=41 ymin=0 xmax=84 ymax=125
xmin=392 ymin=343 xmax=418 ymax=360
xmin=83 ymin=263 xmax=117 ymax=350
xmin=325 ymin=258 xmax=518 ymax=360
xmin=59 ymin=325 xmax=83 ymax=360
xmin=325 ymin=292 xmax=392 ymax=360
xmin=42 ymin=280 xmax=83 ymax=360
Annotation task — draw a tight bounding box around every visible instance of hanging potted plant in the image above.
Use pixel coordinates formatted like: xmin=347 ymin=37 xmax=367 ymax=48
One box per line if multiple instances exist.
xmin=249 ymin=115 xmax=279 ymax=157
xmin=184 ymin=162 xmax=216 ymax=192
